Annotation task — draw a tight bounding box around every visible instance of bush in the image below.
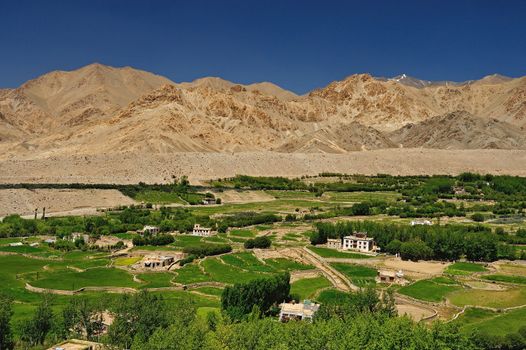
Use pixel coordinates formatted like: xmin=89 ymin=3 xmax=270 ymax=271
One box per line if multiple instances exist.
xmin=471 ymin=213 xmax=485 ymax=222
xmin=183 ymin=244 xmax=232 ymax=257
xmin=132 ymin=234 xmax=174 ymax=246
xmin=244 ymin=236 xmax=271 ymax=249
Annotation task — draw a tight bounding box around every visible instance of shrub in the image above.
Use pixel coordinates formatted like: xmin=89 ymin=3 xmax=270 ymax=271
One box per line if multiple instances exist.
xmin=244 ymin=236 xmax=271 ymax=249
xmin=183 ymin=244 xmax=232 ymax=257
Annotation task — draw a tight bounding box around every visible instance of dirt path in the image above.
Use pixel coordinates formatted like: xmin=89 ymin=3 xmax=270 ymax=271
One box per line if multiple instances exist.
xmin=300 ymin=247 xmax=357 ymax=291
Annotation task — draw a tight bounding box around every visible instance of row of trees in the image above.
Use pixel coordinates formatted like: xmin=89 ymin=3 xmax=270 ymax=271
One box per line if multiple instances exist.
xmin=132 ymin=234 xmax=175 ymax=246
xmin=182 ymin=243 xmax=232 ymax=257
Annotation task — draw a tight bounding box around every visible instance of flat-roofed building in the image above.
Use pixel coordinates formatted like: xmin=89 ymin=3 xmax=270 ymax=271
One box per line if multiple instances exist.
xmin=48 ymin=339 xmax=103 ymax=350
xmin=326 ymin=238 xmax=341 ymax=250
xmin=342 ymin=232 xmax=376 ymax=253
xmin=279 ymin=300 xmax=320 ymax=322
xmin=143 ymin=255 xmax=174 ymax=268
xmin=192 ymin=224 xmax=212 ymax=237
xmin=139 ymin=225 xmax=160 ymax=235
xmin=376 ymin=270 xmax=406 ymax=285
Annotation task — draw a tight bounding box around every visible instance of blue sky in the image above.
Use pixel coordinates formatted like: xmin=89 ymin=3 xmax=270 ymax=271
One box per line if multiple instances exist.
xmin=0 ymin=0 xmax=525 ymax=93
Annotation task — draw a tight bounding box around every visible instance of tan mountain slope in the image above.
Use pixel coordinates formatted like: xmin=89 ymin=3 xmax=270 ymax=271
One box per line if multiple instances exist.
xmin=389 ymin=111 xmax=526 ymax=149
xmin=275 ymin=122 xmax=396 ymax=153
xmin=0 ymin=63 xmax=173 ymax=137
xmin=0 ymin=63 xmax=525 ymax=159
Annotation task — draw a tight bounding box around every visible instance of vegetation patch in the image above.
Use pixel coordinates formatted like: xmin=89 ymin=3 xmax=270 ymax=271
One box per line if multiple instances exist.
xmin=290 ymin=276 xmax=331 ymax=300
xmin=448 ymin=287 xmax=526 ymax=308
xmin=137 ymin=272 xmax=174 ymax=288
xmin=263 ymin=258 xmax=314 ymax=271
xmin=481 ymin=274 xmax=526 ymax=285
xmin=31 ymin=267 xmax=139 ymax=290
xmin=398 ymin=279 xmax=461 ymax=302
xmin=114 ymin=256 xmax=142 ymax=266
xmin=330 ymin=263 xmax=377 ymax=287
xmin=307 ymin=246 xmax=372 ymax=259
xmin=445 ymin=262 xmax=488 ymax=275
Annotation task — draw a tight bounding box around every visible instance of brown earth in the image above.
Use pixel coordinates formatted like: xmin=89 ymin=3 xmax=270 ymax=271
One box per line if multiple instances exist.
xmin=0 ymin=188 xmax=136 ymax=217
xmin=1 ymin=149 xmax=526 ymax=185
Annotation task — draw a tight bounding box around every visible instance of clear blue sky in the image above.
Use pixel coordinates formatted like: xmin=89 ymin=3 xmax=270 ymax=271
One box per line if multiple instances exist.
xmin=1 ymin=0 xmax=525 ymax=93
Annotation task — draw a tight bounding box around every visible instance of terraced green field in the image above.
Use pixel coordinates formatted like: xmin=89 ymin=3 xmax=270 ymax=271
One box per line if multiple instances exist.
xmin=307 ymin=246 xmax=373 ymax=259
xmin=481 ymin=274 xmax=526 ymax=285
xmin=445 ymin=262 xmax=488 ymax=275
xmin=330 ymin=263 xmax=377 ymax=287
xmin=31 ymin=267 xmax=140 ymax=290
xmin=290 ymin=276 xmax=331 ymax=300
xmin=398 ymin=279 xmax=461 ymax=302
xmin=457 ymin=307 xmax=526 ymax=336
xmin=137 ymin=272 xmax=175 ymax=288
xmin=448 ymin=287 xmax=526 ymax=308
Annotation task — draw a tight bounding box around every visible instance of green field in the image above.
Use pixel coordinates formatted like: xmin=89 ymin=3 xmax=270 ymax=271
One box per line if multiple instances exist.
xmin=114 ymin=256 xmax=142 ymax=266
xmin=330 ymin=263 xmax=377 ymax=287
xmin=290 ymin=276 xmax=331 ymax=300
xmin=457 ymin=307 xmax=526 ymax=336
xmin=448 ymin=287 xmax=526 ymax=308
xmin=191 ymin=286 xmax=224 ymax=297
xmin=31 ymin=267 xmax=140 ymax=290
xmin=323 ymin=191 xmax=401 ymax=203
xmin=316 ymin=289 xmax=350 ymax=304
xmin=263 ymin=258 xmax=314 ymax=271
xmin=307 ymin=246 xmax=373 ymax=259
xmin=132 ymin=190 xmax=186 ymax=204
xmin=481 ymin=274 xmax=526 ymax=285
xmin=228 ymin=229 xmax=256 ymax=238
xmin=445 ymin=262 xmax=488 ymax=275
xmin=398 ymin=279 xmax=461 ymax=302
xmin=137 ymin=272 xmax=175 ymax=288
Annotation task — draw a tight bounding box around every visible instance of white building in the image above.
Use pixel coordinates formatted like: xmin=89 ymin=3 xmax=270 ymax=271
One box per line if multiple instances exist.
xmin=410 ymin=219 xmax=432 ymax=226
xmin=9 ymin=242 xmax=23 ymax=247
xmin=143 ymin=255 xmax=174 ymax=269
xmin=279 ymin=300 xmax=320 ymax=322
xmin=326 ymin=238 xmax=342 ymax=250
xmin=140 ymin=225 xmax=160 ymax=235
xmin=192 ymin=224 xmax=212 ymax=237
xmin=342 ymin=232 xmax=376 ymax=253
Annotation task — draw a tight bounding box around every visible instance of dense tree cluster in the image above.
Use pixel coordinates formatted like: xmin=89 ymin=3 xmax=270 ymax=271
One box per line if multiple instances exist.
xmin=314 ymin=221 xmax=505 ymax=262
xmin=182 ymin=243 xmax=232 ymax=257
xmin=244 ymin=236 xmax=271 ymax=249
xmin=221 ymin=273 xmax=290 ymax=321
xmin=132 ymin=234 xmax=175 ymax=246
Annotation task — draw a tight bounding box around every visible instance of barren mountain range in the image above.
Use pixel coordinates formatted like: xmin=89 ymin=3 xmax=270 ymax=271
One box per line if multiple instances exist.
xmin=1 ymin=63 xmax=525 ymax=159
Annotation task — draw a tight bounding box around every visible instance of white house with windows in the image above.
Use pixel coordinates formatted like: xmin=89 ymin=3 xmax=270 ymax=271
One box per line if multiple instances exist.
xmin=326 ymin=238 xmax=342 ymax=249
xmin=139 ymin=225 xmax=160 ymax=235
xmin=192 ymin=224 xmax=212 ymax=237
xmin=342 ymin=232 xmax=376 ymax=253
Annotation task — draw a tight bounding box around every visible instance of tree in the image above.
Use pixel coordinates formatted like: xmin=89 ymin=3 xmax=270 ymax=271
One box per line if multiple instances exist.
xmin=20 ymin=295 xmax=53 ymax=347
xmin=108 ymin=291 xmax=169 ymax=349
xmin=385 ymin=239 xmax=402 ymax=255
xmin=221 ymin=273 xmax=290 ymax=321
xmin=465 ymin=233 xmax=498 ymax=262
xmin=0 ymin=294 xmax=14 ymax=350
xmin=400 ymin=240 xmax=433 ymax=261
xmin=62 ymin=298 xmax=103 ymax=340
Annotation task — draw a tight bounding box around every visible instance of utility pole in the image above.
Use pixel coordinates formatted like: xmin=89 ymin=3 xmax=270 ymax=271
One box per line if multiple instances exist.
xmin=41 ymin=207 xmax=46 ymax=220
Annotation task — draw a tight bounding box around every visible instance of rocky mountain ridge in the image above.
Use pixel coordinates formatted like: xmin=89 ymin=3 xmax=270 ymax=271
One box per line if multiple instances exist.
xmin=0 ymin=63 xmax=525 ymax=158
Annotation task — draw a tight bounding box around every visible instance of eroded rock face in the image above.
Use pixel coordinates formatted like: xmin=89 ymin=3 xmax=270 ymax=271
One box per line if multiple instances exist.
xmin=1 ymin=64 xmax=525 ymax=159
